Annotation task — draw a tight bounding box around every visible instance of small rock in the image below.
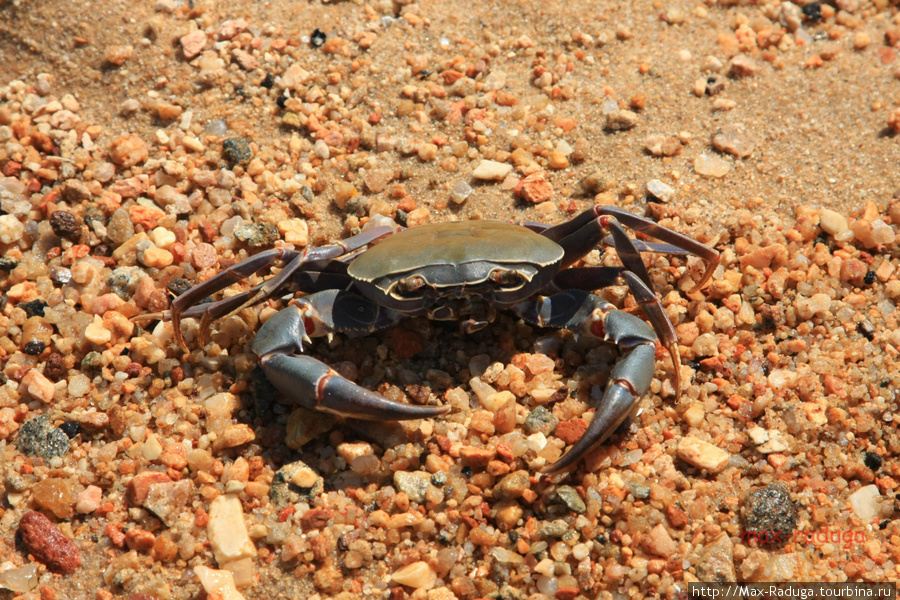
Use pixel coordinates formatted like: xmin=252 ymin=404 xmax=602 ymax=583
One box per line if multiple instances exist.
xmin=644 ymin=134 xmax=682 ymax=156
xmin=554 ymin=486 xmax=586 ymax=513
xmin=694 ymin=154 xmax=731 ymax=178
xmin=472 ymin=159 xmax=513 ymax=181
xmin=728 ymin=55 xmax=758 ymax=77
xmin=676 ymin=437 xmax=730 ymax=472
xmin=516 ymin=172 xmax=553 ymax=203
xmin=0 ymin=214 xmax=24 ymax=243
xmin=208 ymin=494 xmax=257 ymax=565
xmin=32 ymin=478 xmax=76 ymax=519
xmin=108 ymin=133 xmax=149 ymax=168
xmin=234 ymin=222 xmax=279 ymax=247
xmin=143 ymin=479 xmax=192 ymax=527
xmin=644 ymin=523 xmax=678 ymax=558
xmin=711 ymin=123 xmax=756 ymax=158
xmin=394 ymin=470 xmax=432 ymax=503
xmin=524 ymin=406 xmax=558 ymax=436
xmin=742 ymin=483 xmax=798 ymax=542
xmin=195 ymin=566 xmax=246 ymax=600
xmin=492 ymin=470 xmax=531 ymax=500
xmin=222 ymin=137 xmax=252 ymax=164
xmin=391 ymin=561 xmax=437 ymax=590
xmin=17 ymin=511 xmax=82 ymax=574
xmin=693 ymin=533 xmax=736 ymax=582
xmin=449 ymin=180 xmax=473 ymax=204
xmin=180 ymin=30 xmax=207 ymax=60
xmin=21 ymin=369 xmax=55 ymax=403
xmin=269 ymin=460 xmax=324 ymax=506
xmin=280 ymin=63 xmax=312 ymax=89
xmin=104 ymin=45 xmax=133 ymax=66
xmin=76 ymin=485 xmax=103 ymax=514
xmin=16 ymin=415 xmax=69 ymax=459
xmin=127 ymin=471 xmax=173 ymax=505
xmin=645 ymin=179 xmax=675 ymax=203
xmin=818 ymin=208 xmax=849 ymax=236
xmin=848 ymin=484 xmax=882 ymax=523
xmin=605 ymin=109 xmax=638 ymax=131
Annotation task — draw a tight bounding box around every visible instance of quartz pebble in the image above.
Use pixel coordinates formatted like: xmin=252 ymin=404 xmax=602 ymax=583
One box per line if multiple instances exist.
xmin=645 ymin=179 xmax=675 ymax=203
xmin=677 ymin=437 xmax=730 ymax=472
xmin=605 ymin=109 xmax=638 ymax=130
xmin=208 ymin=494 xmax=257 ymax=565
xmin=180 ymin=30 xmax=207 ymax=60
xmin=195 ymin=566 xmax=246 ymax=600
xmin=391 ymin=561 xmax=436 ymax=589
xmin=819 ymin=208 xmax=849 ymax=235
xmin=711 ymin=123 xmax=756 ymax=158
xmin=848 ymin=485 xmax=882 ymax=523
xmin=694 ymin=154 xmax=731 ymax=178
xmin=472 ymin=159 xmax=512 ymax=180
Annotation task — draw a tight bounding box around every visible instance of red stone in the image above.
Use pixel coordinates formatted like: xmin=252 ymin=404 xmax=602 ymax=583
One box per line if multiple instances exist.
xmin=391 ymin=327 xmax=424 ymax=358
xmin=554 ymin=418 xmax=588 ymax=445
xmin=17 ymin=511 xmax=82 ymax=574
xmin=127 ymin=471 xmax=172 ymax=505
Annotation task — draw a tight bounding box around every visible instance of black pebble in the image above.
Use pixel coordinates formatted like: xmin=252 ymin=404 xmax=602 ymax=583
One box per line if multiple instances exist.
xmin=59 ymin=421 xmax=81 ymax=438
xmin=864 ymin=452 xmax=883 ymax=471
xmin=260 ymin=73 xmax=274 ymax=88
xmin=20 ymin=299 xmax=47 ymax=318
xmin=311 ymin=29 xmax=327 ymax=48
xmin=23 ymin=341 xmax=45 ymax=355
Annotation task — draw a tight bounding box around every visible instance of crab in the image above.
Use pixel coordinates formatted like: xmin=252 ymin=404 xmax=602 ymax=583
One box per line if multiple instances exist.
xmin=156 ymin=205 xmax=718 ymax=472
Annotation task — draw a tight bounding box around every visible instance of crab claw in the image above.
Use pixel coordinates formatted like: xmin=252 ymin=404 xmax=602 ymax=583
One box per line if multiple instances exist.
xmin=515 ymin=291 xmax=658 ymax=473
xmin=253 ymin=303 xmax=449 ymax=420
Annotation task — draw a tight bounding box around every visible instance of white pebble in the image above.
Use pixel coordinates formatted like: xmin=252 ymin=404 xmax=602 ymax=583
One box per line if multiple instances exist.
xmin=472 ymin=159 xmax=513 ymax=181
xmin=0 ymin=214 xmax=24 ymax=243
xmin=818 ymin=208 xmax=848 ymax=236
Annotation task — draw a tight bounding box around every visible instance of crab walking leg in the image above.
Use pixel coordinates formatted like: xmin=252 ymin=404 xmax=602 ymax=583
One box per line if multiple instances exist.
xmin=251 ymin=291 xmax=450 ymax=420
xmin=513 ymin=290 xmax=657 ymax=473
xmin=169 ymin=225 xmax=397 ymax=349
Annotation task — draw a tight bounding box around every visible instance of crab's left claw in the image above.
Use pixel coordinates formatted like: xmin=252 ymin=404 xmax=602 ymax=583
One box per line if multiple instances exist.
xmin=253 ymin=297 xmax=449 ymax=421
xmin=515 ymin=291 xmax=657 ymax=473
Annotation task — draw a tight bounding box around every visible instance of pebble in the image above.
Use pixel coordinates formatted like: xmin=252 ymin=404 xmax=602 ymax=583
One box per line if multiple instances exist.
xmin=472 ymin=159 xmax=513 ymax=180
xmin=278 ymin=218 xmax=309 ymax=246
xmin=85 ymin=315 xmax=113 ymax=345
xmin=76 ymin=485 xmax=103 ymax=514
xmin=645 ymin=179 xmax=675 ymax=203
xmin=195 ymin=566 xmax=246 ymax=600
xmin=21 ymin=368 xmax=55 ymax=403
xmin=0 ymin=214 xmax=24 ymax=243
xmin=524 ymin=406 xmax=558 ymax=435
xmin=449 ymin=180 xmax=472 ymax=204
xmin=394 ymin=470 xmax=433 ymax=503
xmin=17 ymin=511 xmax=82 ymax=574
xmin=728 ymin=55 xmax=758 ymax=77
xmin=392 ymin=561 xmax=437 ymax=590
xmin=848 ymin=485 xmax=882 ymax=523
xmin=516 ymin=172 xmax=553 ymax=203
xmin=818 ymin=208 xmax=849 ymax=235
xmin=32 ymin=478 xmax=76 ymax=519
xmin=0 ymin=563 xmax=39 ymax=593
xmin=605 ymin=109 xmax=638 ymax=131
xmin=222 ymin=137 xmax=252 ymax=164
xmin=742 ymin=483 xmax=797 ymax=539
xmin=694 ymin=153 xmax=731 ymax=178
xmin=852 ymin=218 xmax=895 ymax=248
xmin=645 ymin=523 xmax=678 ymax=558
xmin=676 ymin=437 xmax=730 ymax=472
xmin=711 ymin=123 xmax=756 ymax=158
xmin=104 ymin=45 xmax=133 ymax=66
xmin=644 ymin=134 xmax=682 ymax=157
xmin=554 ymin=486 xmax=586 ymax=513
xmin=108 ymin=133 xmax=149 ymax=168
xmin=208 ymin=494 xmax=257 ymax=565
xmin=180 ymin=30 xmax=207 ymax=60
xmin=144 ymin=479 xmax=192 ymax=527
xmin=548 ymin=150 xmax=569 ymax=169
xmin=140 ymin=246 xmax=174 ymax=268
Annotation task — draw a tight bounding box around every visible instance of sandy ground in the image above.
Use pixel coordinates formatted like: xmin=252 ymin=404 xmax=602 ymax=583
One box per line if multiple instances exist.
xmin=1 ymin=0 xmax=900 ymax=598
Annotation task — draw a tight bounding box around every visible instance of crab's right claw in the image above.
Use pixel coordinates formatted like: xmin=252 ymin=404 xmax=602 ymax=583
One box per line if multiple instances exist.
xmin=253 ymin=303 xmax=448 ymax=421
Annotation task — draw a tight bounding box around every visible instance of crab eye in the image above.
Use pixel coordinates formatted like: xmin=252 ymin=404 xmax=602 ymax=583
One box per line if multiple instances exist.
xmin=389 ymin=275 xmax=427 ymax=300
xmin=491 ymin=269 xmax=527 ymax=290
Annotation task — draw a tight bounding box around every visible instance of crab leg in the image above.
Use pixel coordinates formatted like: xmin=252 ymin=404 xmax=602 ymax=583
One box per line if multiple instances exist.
xmin=513 ymin=290 xmax=657 ymax=473
xmin=251 ymin=290 xmax=449 ymax=420
xmin=169 ymin=226 xmax=396 ymax=349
